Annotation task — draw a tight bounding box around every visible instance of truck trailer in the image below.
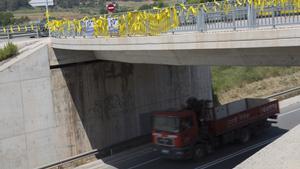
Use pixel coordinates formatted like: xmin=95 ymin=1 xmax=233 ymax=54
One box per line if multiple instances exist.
xmin=152 ymin=97 xmax=279 ymax=160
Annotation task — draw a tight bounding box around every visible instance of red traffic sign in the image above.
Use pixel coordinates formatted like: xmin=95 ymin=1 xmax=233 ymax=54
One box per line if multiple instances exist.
xmin=107 ymin=3 xmax=116 ymax=13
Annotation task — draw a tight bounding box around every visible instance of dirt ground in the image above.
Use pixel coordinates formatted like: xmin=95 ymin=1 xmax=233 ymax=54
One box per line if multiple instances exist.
xmin=218 ymin=71 xmax=300 ymax=104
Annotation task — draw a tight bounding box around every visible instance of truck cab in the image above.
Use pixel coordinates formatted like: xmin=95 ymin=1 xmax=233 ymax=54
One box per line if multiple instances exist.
xmin=152 ymin=111 xmax=199 ymax=159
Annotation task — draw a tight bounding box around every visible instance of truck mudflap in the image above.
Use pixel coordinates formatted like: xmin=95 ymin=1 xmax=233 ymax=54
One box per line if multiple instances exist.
xmin=153 ymin=145 xmax=193 ymax=159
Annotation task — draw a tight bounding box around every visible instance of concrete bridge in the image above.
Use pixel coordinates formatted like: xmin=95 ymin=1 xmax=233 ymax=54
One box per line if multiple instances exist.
xmin=1 ymin=8 xmax=300 ymax=169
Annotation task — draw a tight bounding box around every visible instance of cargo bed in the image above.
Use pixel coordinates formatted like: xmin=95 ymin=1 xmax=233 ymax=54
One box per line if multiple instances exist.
xmin=210 ymin=98 xmax=279 ymax=135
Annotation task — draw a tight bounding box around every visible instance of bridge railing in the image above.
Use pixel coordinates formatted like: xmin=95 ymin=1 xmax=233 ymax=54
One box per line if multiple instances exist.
xmin=49 ymin=2 xmax=300 ymax=39
xmin=186 ymin=3 xmax=300 ymax=32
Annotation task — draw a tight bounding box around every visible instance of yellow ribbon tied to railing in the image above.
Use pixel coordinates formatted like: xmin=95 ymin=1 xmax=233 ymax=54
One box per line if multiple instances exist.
xmin=224 ymin=0 xmax=232 ymax=14
xmin=10 ymin=26 xmax=14 ymax=33
xmin=179 ymin=3 xmax=187 ymax=10
xmin=236 ymin=0 xmax=243 ymax=6
xmin=187 ymin=6 xmax=197 ymax=17
xmin=171 ymin=7 xmax=179 ymax=28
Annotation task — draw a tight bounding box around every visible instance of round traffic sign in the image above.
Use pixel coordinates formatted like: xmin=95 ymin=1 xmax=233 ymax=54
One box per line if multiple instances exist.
xmin=107 ymin=3 xmax=116 ymax=13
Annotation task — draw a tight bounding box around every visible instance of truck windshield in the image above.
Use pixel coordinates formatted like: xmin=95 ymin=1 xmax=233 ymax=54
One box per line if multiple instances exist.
xmin=153 ymin=116 xmax=179 ymax=133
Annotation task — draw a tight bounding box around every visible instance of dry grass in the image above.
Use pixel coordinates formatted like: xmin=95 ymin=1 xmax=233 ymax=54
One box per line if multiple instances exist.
xmin=118 ymin=0 xmax=175 ymax=9
xmin=219 ymin=71 xmax=300 ymax=104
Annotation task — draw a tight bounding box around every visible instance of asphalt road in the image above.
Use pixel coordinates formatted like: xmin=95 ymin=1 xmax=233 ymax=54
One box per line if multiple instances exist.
xmin=99 ymin=102 xmax=300 ymax=169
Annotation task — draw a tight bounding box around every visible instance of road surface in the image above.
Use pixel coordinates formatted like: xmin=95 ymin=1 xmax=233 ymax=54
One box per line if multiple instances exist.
xmin=84 ymin=100 xmax=300 ymax=169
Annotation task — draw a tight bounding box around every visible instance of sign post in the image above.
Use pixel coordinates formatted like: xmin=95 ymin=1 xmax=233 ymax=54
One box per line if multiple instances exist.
xmin=29 ymin=0 xmax=54 ymax=23
xmin=29 ymin=0 xmax=53 ymax=36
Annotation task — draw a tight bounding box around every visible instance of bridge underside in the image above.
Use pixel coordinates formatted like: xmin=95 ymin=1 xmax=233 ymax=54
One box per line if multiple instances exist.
xmin=93 ymin=47 xmax=300 ymax=66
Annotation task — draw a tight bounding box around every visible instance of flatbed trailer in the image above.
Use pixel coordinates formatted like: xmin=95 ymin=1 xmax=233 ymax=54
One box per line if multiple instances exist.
xmin=210 ymin=98 xmax=279 ymax=135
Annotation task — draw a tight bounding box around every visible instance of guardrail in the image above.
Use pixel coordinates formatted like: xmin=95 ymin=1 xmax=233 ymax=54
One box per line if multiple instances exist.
xmin=49 ymin=2 xmax=300 ymax=39
xmin=265 ymin=86 xmax=300 ymax=99
xmin=35 ymin=134 xmax=150 ymax=169
xmin=0 ymin=25 xmax=42 ymax=40
xmin=36 ymin=149 xmax=98 ymax=169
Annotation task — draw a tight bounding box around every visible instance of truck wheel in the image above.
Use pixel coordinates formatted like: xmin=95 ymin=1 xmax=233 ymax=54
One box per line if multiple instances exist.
xmin=193 ymin=146 xmax=206 ymax=161
xmin=239 ymin=128 xmax=251 ymax=143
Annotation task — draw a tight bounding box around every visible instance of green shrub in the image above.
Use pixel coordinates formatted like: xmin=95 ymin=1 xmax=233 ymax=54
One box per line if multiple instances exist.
xmin=0 ymin=42 xmax=18 ymax=62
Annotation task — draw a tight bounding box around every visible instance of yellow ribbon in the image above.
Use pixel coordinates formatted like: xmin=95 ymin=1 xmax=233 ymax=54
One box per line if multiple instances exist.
xmin=10 ymin=26 xmax=14 ymax=33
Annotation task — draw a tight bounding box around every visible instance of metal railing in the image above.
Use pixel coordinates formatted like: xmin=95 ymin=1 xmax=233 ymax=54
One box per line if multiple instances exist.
xmin=174 ymin=3 xmax=300 ymax=32
xmin=36 ymin=149 xmax=99 ymax=169
xmin=35 ymin=134 xmax=150 ymax=169
xmin=49 ymin=2 xmax=300 ymax=39
xmin=0 ymin=25 xmax=40 ymax=40
xmin=265 ymin=86 xmax=300 ymax=99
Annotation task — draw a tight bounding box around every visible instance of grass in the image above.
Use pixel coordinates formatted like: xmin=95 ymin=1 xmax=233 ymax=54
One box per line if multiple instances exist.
xmin=212 ymin=66 xmax=300 ymax=95
xmin=0 ymin=42 xmax=18 ymax=62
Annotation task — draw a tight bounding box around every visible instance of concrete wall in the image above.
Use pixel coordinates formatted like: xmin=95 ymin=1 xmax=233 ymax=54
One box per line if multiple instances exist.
xmin=50 ymin=57 xmax=212 ymax=154
xmin=0 ymin=45 xmax=63 ymax=169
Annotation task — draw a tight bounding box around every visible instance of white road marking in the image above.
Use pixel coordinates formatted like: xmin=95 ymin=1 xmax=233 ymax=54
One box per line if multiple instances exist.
xmin=193 ymin=136 xmax=280 ymax=169
xmin=127 ymin=157 xmax=161 ymax=169
xmin=278 ymin=107 xmax=300 ymax=117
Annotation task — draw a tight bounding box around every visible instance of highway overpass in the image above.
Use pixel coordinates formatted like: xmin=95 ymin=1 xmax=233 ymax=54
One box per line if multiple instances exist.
xmin=1 ymin=4 xmax=300 ymax=168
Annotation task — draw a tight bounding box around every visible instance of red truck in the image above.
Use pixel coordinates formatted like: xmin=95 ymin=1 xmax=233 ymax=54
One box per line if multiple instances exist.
xmin=152 ymin=97 xmax=279 ymax=160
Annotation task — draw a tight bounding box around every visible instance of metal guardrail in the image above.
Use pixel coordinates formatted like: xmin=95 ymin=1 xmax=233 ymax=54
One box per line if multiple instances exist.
xmin=36 ymin=149 xmax=99 ymax=169
xmin=265 ymin=86 xmax=300 ymax=99
xmin=0 ymin=25 xmax=41 ymax=40
xmin=35 ymin=134 xmax=150 ymax=169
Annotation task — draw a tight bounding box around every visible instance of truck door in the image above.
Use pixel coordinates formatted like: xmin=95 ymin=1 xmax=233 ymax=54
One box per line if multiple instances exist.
xmin=179 ymin=116 xmax=198 ymax=146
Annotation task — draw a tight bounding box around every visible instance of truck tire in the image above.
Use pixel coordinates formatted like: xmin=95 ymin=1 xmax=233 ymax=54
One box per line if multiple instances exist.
xmin=193 ymin=146 xmax=206 ymax=161
xmin=239 ymin=128 xmax=251 ymax=143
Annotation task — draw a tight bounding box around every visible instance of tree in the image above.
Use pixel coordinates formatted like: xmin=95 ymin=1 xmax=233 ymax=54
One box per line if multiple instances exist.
xmin=0 ymin=1 xmax=7 ymax=11
xmin=56 ymin=0 xmax=80 ymax=8
xmin=0 ymin=12 xmax=15 ymax=26
xmin=7 ymin=0 xmax=19 ymax=10
xmin=0 ymin=0 xmax=29 ymax=11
